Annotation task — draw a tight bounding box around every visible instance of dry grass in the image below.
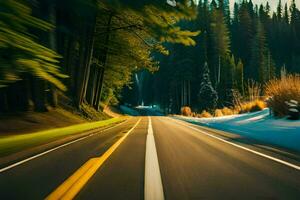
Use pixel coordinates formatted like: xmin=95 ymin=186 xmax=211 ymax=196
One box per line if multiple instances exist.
xmin=238 ymin=100 xmax=266 ymax=114
xmin=211 ymin=100 xmax=266 ymax=118
xmin=199 ymin=110 xmax=212 ymax=118
xmin=265 ymin=75 xmax=300 ymax=116
xmin=181 ymin=106 xmax=192 ymax=116
xmin=246 ymin=80 xmax=262 ymax=102
xmin=214 ymin=109 xmax=223 ymax=117
xmin=222 ymin=107 xmax=235 ymax=115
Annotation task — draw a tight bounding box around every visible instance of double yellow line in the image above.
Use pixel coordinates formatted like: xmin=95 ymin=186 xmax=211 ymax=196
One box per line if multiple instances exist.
xmin=46 ymin=118 xmax=141 ymax=200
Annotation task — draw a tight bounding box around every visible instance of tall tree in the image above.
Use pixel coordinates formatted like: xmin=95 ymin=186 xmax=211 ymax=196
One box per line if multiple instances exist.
xmin=198 ymin=62 xmax=218 ymax=112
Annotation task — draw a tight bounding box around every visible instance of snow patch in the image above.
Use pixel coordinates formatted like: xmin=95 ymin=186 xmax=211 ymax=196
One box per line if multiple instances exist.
xmin=176 ymin=109 xmax=300 ymax=152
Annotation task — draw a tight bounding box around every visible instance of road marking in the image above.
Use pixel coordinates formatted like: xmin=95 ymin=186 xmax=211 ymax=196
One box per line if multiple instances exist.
xmin=0 ymin=119 xmax=129 ymax=173
xmin=46 ymin=118 xmax=141 ymax=200
xmin=144 ymin=117 xmax=164 ymax=200
xmin=172 ymin=118 xmax=300 ymax=171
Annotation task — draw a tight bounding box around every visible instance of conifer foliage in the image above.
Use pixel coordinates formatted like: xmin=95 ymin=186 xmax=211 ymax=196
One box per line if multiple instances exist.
xmin=147 ymin=0 xmax=300 ymax=114
xmin=198 ymin=62 xmax=218 ymax=111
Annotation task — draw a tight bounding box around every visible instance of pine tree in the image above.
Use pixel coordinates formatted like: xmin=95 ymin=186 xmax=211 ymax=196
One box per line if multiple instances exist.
xmin=217 ymin=55 xmax=235 ymax=106
xmin=238 ymin=1 xmax=255 ymax=79
xmin=198 ymin=62 xmax=218 ymax=111
xmin=283 ymin=3 xmax=289 ymax=24
xmin=250 ymin=20 xmax=269 ymax=82
xmin=234 ymin=59 xmax=244 ymax=95
xmin=277 ymin=0 xmax=282 ymax=21
xmin=210 ymin=5 xmax=230 ymax=84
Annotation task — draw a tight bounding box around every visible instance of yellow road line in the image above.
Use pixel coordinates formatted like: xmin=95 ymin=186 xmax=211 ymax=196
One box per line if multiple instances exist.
xmin=46 ymin=118 xmax=141 ymax=200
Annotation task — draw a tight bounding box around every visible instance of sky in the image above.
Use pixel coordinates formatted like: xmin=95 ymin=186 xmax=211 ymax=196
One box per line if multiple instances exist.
xmin=229 ymin=0 xmax=300 ymax=11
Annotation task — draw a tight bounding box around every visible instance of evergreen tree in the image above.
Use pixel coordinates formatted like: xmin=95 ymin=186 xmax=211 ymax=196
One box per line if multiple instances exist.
xmin=210 ymin=4 xmax=230 ymax=84
xmin=283 ymin=3 xmax=289 ymax=24
xmin=198 ymin=62 xmax=218 ymax=111
xmin=277 ymin=0 xmax=282 ymax=21
xmin=250 ymin=20 xmax=269 ymax=82
xmin=234 ymin=59 xmax=244 ymax=95
xmin=237 ymin=1 xmax=254 ymax=78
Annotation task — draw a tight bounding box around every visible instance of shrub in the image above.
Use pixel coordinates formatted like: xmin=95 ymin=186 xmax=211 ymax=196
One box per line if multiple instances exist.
xmin=221 ymin=107 xmax=235 ymax=115
xmin=265 ymin=75 xmax=300 ymax=117
xmin=238 ymin=100 xmax=266 ymax=114
xmin=250 ymin=100 xmax=266 ymax=112
xmin=199 ymin=110 xmax=212 ymax=118
xmin=246 ymin=80 xmax=262 ymax=102
xmin=191 ymin=112 xmax=197 ymax=117
xmin=181 ymin=106 xmax=192 ymax=116
xmin=214 ymin=109 xmax=223 ymax=117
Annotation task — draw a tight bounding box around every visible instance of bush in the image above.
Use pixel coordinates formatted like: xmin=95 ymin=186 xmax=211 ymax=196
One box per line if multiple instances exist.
xmin=214 ymin=109 xmax=223 ymax=117
xmin=265 ymin=75 xmax=300 ymax=117
xmin=191 ymin=112 xmax=197 ymax=117
xmin=221 ymin=107 xmax=235 ymax=115
xmin=238 ymin=100 xmax=266 ymax=114
xmin=199 ymin=110 xmax=212 ymax=118
xmin=249 ymin=100 xmax=266 ymax=112
xmin=181 ymin=106 xmax=192 ymax=116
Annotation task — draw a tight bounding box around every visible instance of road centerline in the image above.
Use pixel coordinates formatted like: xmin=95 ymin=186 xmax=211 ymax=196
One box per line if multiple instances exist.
xmin=46 ymin=118 xmax=141 ymax=200
xmin=144 ymin=117 xmax=165 ymax=200
xmin=0 ymin=118 xmax=130 ymax=173
xmin=171 ymin=118 xmax=300 ymax=171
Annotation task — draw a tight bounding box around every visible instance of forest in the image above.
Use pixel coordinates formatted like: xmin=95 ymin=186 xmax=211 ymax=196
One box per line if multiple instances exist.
xmin=1 ymin=0 xmax=300 ymax=117
xmin=0 ymin=0 xmax=199 ymax=118
xmin=124 ymin=0 xmax=300 ymax=115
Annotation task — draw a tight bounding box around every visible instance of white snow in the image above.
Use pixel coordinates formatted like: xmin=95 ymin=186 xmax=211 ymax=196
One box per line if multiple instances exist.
xmin=176 ymin=109 xmax=300 ymax=152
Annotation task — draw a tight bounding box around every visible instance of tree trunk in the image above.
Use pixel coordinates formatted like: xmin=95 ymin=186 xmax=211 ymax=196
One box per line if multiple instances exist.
xmin=0 ymin=88 xmax=9 ymax=112
xmin=48 ymin=2 xmax=58 ymax=107
xmin=86 ymin=64 xmax=97 ymax=105
xmin=93 ymin=67 xmax=105 ymax=110
xmin=93 ymin=13 xmax=113 ymax=111
xmin=8 ymin=79 xmax=31 ymax=112
xmin=74 ymin=14 xmax=97 ymax=108
xmin=32 ymin=78 xmax=48 ymax=112
xmin=81 ymin=16 xmax=97 ymax=104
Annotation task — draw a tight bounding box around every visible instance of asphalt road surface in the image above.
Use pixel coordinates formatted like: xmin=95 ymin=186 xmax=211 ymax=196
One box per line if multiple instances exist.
xmin=0 ymin=116 xmax=300 ymax=200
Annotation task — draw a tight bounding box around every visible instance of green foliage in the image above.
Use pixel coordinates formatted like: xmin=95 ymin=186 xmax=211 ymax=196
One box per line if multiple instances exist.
xmin=97 ymin=1 xmax=200 ymax=105
xmin=233 ymin=59 xmax=244 ymax=94
xmin=210 ymin=7 xmax=230 ymax=58
xmin=0 ymin=0 xmax=67 ymax=90
xmin=198 ymin=62 xmax=218 ymax=111
xmin=250 ymin=21 xmax=275 ymax=83
xmin=128 ymin=0 xmax=200 ymax=46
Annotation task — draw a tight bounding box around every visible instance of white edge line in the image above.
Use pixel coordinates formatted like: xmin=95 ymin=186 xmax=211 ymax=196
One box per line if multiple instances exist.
xmin=171 ymin=118 xmax=300 ymax=171
xmin=144 ymin=116 xmax=165 ymax=200
xmin=0 ymin=118 xmax=131 ymax=173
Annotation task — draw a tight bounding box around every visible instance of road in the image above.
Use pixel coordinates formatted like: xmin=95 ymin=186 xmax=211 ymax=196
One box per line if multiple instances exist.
xmin=0 ymin=116 xmax=300 ymax=199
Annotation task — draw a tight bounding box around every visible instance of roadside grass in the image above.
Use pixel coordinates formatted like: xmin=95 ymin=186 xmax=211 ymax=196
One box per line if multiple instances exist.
xmin=0 ymin=117 xmax=127 ymax=157
xmin=265 ymin=74 xmax=300 ymax=117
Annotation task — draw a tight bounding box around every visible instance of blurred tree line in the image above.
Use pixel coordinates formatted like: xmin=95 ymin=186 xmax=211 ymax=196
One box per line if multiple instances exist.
xmin=0 ymin=0 xmax=199 ymax=114
xmin=133 ymin=0 xmax=300 ymax=114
